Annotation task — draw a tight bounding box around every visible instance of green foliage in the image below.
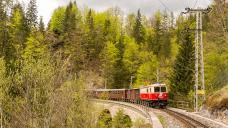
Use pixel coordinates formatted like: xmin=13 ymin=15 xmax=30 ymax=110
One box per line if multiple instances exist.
xmin=0 ymin=1 xmax=227 ymax=125
xmin=49 ymin=7 xmax=66 ymax=34
xmin=133 ymin=10 xmax=146 ymax=44
xmin=203 ymin=1 xmax=228 ymax=94
xmin=206 ymin=85 xmax=228 ymax=110
xmin=97 ymin=109 xmax=112 ymax=128
xmin=170 ymin=31 xmax=195 ymax=98
xmin=6 ymin=3 xmax=28 ymax=73
xmin=101 ymin=41 xmax=120 ymax=88
xmin=158 ymin=115 xmax=166 ymax=127
xmin=26 ymin=0 xmax=38 ymax=29
xmin=113 ymin=109 xmax=132 ymax=128
xmin=99 ymin=91 xmax=109 ymax=100
xmin=23 ymin=31 xmax=46 ymax=59
xmin=38 ymin=16 xmax=45 ymax=33
xmin=133 ymin=118 xmax=152 ymax=128
xmin=126 ymin=13 xmax=136 ymax=36
xmin=123 ymin=37 xmax=140 ymax=75
xmin=136 ymin=60 xmax=158 ymax=86
xmin=0 ymin=54 xmax=95 ymax=127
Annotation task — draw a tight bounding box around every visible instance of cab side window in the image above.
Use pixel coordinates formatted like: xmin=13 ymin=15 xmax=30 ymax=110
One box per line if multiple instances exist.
xmin=161 ymin=87 xmax=166 ymax=92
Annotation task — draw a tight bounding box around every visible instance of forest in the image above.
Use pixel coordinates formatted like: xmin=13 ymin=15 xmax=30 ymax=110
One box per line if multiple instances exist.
xmin=0 ymin=0 xmax=227 ymax=127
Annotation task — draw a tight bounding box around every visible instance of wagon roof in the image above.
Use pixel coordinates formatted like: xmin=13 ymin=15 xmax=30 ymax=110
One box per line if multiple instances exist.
xmin=93 ymin=89 xmax=127 ymax=92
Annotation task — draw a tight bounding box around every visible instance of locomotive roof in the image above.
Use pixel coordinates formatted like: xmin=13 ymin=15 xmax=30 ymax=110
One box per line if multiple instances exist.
xmin=140 ymin=83 xmax=166 ymax=88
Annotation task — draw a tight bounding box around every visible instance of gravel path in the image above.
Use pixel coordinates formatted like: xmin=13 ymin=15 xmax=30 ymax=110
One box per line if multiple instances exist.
xmin=152 ymin=108 xmax=186 ymax=128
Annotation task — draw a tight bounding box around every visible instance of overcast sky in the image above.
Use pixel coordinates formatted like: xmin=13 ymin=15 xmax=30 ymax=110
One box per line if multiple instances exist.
xmin=19 ymin=0 xmax=212 ymax=25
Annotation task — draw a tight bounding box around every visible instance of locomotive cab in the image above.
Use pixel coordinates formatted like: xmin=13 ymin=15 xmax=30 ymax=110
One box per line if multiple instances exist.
xmin=140 ymin=83 xmax=168 ymax=107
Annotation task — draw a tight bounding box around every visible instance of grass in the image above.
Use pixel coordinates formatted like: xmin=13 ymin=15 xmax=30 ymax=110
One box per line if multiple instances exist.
xmin=206 ymin=85 xmax=228 ymax=110
xmin=158 ymin=115 xmax=167 ymax=128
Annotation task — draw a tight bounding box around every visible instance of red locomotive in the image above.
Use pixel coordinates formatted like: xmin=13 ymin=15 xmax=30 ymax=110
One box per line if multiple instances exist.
xmin=92 ymin=83 xmax=168 ymax=107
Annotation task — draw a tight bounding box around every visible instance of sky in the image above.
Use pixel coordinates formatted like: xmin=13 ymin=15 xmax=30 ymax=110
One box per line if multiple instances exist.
xmin=19 ymin=0 xmax=212 ymax=25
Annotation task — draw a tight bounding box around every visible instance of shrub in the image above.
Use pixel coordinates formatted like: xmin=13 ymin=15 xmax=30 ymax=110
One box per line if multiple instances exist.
xmin=97 ymin=109 xmax=112 ymax=128
xmin=112 ymin=109 xmax=132 ymax=128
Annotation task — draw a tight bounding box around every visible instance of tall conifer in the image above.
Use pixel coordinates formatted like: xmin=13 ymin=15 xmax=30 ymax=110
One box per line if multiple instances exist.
xmin=170 ymin=31 xmax=195 ymax=97
xmin=133 ymin=9 xmax=145 ymax=44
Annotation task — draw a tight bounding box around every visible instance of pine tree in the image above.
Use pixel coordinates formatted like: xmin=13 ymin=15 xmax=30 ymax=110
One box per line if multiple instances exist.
xmin=26 ymin=0 xmax=38 ymax=29
xmin=133 ymin=9 xmax=145 ymax=44
xmin=170 ymin=31 xmax=195 ymax=97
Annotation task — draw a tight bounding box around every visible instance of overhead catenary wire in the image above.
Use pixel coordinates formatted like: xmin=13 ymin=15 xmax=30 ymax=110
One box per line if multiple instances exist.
xmin=193 ymin=0 xmax=199 ymax=8
xmin=157 ymin=0 xmax=172 ymax=13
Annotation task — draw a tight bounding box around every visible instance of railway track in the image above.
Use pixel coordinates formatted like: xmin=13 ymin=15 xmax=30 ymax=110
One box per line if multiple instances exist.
xmin=161 ymin=108 xmax=208 ymax=128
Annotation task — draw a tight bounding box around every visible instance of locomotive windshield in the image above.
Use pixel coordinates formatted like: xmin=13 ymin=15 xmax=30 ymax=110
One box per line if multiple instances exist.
xmin=154 ymin=86 xmax=166 ymax=92
xmin=154 ymin=87 xmax=160 ymax=92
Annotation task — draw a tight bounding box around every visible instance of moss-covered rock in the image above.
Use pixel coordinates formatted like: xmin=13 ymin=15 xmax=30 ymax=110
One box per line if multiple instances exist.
xmin=206 ymin=85 xmax=228 ymax=110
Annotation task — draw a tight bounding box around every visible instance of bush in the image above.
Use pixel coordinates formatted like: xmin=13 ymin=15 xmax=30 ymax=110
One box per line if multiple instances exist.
xmin=113 ymin=109 xmax=132 ymax=128
xmin=97 ymin=109 xmax=112 ymax=128
xmin=133 ymin=118 xmax=152 ymax=128
xmin=0 ymin=55 xmax=96 ymax=127
xmin=99 ymin=91 xmax=109 ymax=100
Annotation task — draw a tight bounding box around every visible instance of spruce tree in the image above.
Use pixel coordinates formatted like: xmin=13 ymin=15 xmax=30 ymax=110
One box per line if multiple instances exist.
xmin=38 ymin=16 xmax=45 ymax=34
xmin=133 ymin=9 xmax=145 ymax=44
xmin=151 ymin=11 xmax=162 ymax=56
xmin=170 ymin=31 xmax=195 ymax=97
xmin=63 ymin=1 xmax=76 ymax=32
xmin=85 ymin=9 xmax=97 ymax=62
xmin=26 ymin=0 xmax=38 ymax=29
xmin=0 ymin=0 xmax=5 ymax=56
xmin=87 ymin=9 xmax=94 ymax=31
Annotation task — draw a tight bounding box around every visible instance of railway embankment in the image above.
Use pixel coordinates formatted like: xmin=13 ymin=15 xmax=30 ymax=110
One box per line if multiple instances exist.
xmin=91 ymin=99 xmax=163 ymax=128
xmin=168 ymin=107 xmax=228 ymax=128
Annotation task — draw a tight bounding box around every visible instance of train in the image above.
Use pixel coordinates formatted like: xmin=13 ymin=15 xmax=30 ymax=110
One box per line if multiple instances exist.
xmin=91 ymin=83 xmax=168 ymax=107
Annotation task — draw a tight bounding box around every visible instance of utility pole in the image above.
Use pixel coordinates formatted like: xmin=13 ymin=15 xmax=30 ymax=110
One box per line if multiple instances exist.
xmin=195 ymin=11 xmax=199 ymax=112
xmin=182 ymin=7 xmax=211 ymax=112
xmin=0 ymin=106 xmax=2 ymax=128
xmin=130 ymin=76 xmax=135 ymax=89
xmin=156 ymin=68 xmax=159 ymax=83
